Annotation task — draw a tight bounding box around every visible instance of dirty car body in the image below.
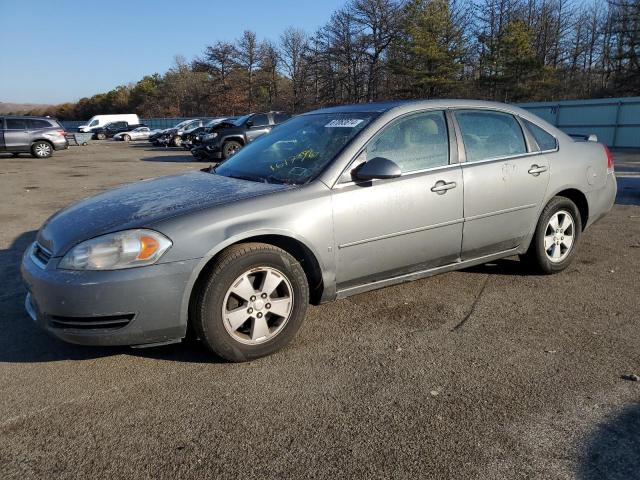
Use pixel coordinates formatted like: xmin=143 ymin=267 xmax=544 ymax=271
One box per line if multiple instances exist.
xmin=22 ymin=100 xmax=616 ymax=357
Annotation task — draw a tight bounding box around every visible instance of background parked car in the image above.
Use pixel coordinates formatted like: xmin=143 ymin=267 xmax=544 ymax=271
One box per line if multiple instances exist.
xmin=181 ymin=117 xmax=233 ymax=150
xmin=92 ymin=121 xmax=146 ymax=140
xmin=113 ymin=126 xmax=157 ymax=142
xmin=0 ymin=116 xmax=68 ymax=158
xmin=77 ymin=114 xmax=139 ymax=133
xmin=191 ymin=111 xmax=290 ymax=161
xmin=160 ymin=119 xmax=205 ymax=147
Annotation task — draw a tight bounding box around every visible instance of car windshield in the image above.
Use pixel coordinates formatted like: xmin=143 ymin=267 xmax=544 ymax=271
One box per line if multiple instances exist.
xmin=174 ymin=120 xmax=193 ymax=129
xmin=214 ymin=113 xmax=376 ymax=185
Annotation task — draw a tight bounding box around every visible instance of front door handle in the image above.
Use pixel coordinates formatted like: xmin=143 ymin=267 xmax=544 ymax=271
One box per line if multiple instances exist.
xmin=431 ymin=180 xmax=457 ymax=194
xmin=528 ymin=165 xmax=548 ymax=176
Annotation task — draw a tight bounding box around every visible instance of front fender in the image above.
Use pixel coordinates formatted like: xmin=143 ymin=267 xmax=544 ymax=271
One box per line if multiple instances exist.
xmin=177 ymin=227 xmax=334 ymax=330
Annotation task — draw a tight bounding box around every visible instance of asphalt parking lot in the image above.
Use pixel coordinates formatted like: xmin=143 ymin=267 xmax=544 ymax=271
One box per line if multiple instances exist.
xmin=1 ymin=141 xmax=639 ymax=479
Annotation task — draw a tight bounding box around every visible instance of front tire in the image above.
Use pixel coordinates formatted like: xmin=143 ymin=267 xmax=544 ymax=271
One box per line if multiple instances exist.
xmin=31 ymin=141 xmax=53 ymax=158
xmin=193 ymin=243 xmax=309 ymax=362
xmin=521 ymin=196 xmax=582 ymax=274
xmin=123 ymin=134 xmax=131 ymax=142
xmin=171 ymin=136 xmax=182 ymax=147
xmin=96 ymin=133 xmax=106 ymax=140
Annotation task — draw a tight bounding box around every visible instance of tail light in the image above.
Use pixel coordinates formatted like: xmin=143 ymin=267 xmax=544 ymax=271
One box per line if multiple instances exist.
xmin=603 ymin=144 xmax=614 ymax=172
xmin=56 ymin=129 xmax=67 ymax=137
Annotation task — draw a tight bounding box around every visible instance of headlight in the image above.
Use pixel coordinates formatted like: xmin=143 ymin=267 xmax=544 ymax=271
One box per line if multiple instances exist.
xmin=59 ymin=229 xmax=172 ymax=270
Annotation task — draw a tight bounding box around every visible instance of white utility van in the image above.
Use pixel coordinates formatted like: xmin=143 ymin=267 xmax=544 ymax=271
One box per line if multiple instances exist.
xmin=78 ymin=114 xmax=140 ymax=132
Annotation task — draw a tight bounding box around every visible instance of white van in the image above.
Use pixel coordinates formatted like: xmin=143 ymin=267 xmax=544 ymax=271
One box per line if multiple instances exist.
xmin=78 ymin=114 xmax=140 ymax=132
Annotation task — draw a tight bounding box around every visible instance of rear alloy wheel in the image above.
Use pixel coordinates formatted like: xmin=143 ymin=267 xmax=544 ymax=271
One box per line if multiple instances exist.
xmin=194 ymin=243 xmax=309 ymax=362
xmin=222 ymin=140 xmax=242 ymax=159
xmin=521 ymin=196 xmax=582 ymax=274
xmin=96 ymin=133 xmax=106 ymax=140
xmin=171 ymin=136 xmax=182 ymax=147
xmin=123 ymin=134 xmax=131 ymax=142
xmin=31 ymin=141 xmax=52 ymax=158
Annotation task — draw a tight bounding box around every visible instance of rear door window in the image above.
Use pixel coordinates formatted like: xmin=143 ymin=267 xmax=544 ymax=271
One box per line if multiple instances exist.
xmin=6 ymin=118 xmax=28 ymax=130
xmin=274 ymin=113 xmax=291 ymax=124
xmin=522 ymin=119 xmax=557 ymax=151
xmin=455 ymin=110 xmax=527 ymax=161
xmin=251 ymin=114 xmax=269 ymax=127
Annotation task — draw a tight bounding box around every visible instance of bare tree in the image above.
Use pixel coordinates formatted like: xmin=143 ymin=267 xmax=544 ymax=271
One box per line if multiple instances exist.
xmin=280 ymin=27 xmax=310 ymax=111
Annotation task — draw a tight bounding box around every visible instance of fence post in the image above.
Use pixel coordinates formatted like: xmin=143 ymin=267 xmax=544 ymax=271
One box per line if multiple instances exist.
xmin=612 ymin=101 xmax=622 ymax=148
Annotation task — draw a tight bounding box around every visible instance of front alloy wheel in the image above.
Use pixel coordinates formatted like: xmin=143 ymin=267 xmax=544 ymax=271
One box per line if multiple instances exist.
xmin=194 ymin=242 xmax=309 ymax=362
xmin=222 ymin=267 xmax=294 ymax=345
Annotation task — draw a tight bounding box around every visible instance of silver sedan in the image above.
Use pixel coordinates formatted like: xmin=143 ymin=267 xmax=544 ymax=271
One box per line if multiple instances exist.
xmin=22 ymin=100 xmax=616 ymax=361
xmin=113 ymin=126 xmax=156 ymax=142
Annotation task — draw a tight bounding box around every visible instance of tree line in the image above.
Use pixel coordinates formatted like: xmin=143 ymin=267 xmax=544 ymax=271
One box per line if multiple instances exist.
xmin=19 ymin=0 xmax=640 ymax=120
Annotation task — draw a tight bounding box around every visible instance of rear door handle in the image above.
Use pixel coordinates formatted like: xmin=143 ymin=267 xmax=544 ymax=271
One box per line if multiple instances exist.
xmin=528 ymin=165 xmax=548 ymax=176
xmin=431 ymin=180 xmax=457 ymax=194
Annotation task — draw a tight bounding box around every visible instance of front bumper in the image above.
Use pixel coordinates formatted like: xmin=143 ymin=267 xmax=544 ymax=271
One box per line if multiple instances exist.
xmin=21 ymin=248 xmax=200 ymax=347
xmin=192 ymin=145 xmax=222 ymax=160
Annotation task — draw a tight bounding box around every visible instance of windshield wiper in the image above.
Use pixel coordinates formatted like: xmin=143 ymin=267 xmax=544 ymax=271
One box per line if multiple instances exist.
xmin=226 ymin=173 xmax=268 ymax=183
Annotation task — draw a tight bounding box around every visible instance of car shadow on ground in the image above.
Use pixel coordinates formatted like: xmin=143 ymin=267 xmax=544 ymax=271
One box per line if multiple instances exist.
xmin=0 ymin=230 xmax=224 ymax=365
xmin=462 ymin=257 xmax=529 ymax=276
xmin=578 ymin=403 xmax=640 ymax=480
xmin=140 ymin=155 xmax=199 ymax=163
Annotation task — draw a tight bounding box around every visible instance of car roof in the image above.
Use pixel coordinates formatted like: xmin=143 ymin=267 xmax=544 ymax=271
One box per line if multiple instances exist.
xmin=304 ymin=99 xmax=531 ymax=115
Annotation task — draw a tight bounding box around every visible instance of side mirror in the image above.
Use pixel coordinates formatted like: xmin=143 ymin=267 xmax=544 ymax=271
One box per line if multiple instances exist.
xmin=353 ymin=157 xmax=401 ymax=181
xmin=587 ymin=134 xmax=598 ymax=143
xmin=246 ymin=120 xmax=254 ymax=128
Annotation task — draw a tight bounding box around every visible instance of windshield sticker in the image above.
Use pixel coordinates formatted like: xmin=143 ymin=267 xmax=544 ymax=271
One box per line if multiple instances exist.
xmin=325 ymin=119 xmax=364 ymax=128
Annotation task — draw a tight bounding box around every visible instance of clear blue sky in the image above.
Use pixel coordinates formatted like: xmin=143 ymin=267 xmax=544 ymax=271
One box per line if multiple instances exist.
xmin=0 ymin=0 xmax=347 ymax=104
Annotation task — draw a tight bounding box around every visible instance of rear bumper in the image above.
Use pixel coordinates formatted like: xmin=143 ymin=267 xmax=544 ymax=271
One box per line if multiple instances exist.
xmin=52 ymin=138 xmax=69 ymax=150
xmin=586 ymin=173 xmax=617 ymax=228
xmin=21 ymin=248 xmax=200 ymax=347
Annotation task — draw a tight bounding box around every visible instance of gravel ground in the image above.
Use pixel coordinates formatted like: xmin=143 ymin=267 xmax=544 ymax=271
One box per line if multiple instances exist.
xmin=1 ymin=141 xmax=639 ymax=479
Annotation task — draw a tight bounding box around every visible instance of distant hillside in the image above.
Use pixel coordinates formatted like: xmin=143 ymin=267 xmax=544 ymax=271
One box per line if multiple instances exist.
xmin=0 ymin=102 xmax=53 ymax=114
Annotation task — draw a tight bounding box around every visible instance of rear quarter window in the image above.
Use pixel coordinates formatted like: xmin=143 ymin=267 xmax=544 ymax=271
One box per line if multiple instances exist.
xmin=522 ymin=119 xmax=557 ymax=151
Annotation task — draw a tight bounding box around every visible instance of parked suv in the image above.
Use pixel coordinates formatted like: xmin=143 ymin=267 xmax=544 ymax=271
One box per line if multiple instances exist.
xmin=92 ymin=121 xmax=146 ymax=140
xmin=0 ymin=116 xmax=68 ymax=158
xmin=191 ymin=112 xmax=290 ymax=161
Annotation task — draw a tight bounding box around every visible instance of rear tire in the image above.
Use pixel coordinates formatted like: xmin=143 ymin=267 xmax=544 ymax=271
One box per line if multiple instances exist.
xmin=193 ymin=243 xmax=309 ymax=362
xmin=31 ymin=141 xmax=53 ymax=158
xmin=520 ymin=196 xmax=582 ymax=274
xmin=96 ymin=133 xmax=106 ymax=140
xmin=171 ymin=136 xmax=182 ymax=147
xmin=222 ymin=140 xmax=242 ymax=159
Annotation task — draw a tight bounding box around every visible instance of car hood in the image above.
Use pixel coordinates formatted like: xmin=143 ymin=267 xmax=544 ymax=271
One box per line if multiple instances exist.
xmin=37 ymin=171 xmax=292 ymax=256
